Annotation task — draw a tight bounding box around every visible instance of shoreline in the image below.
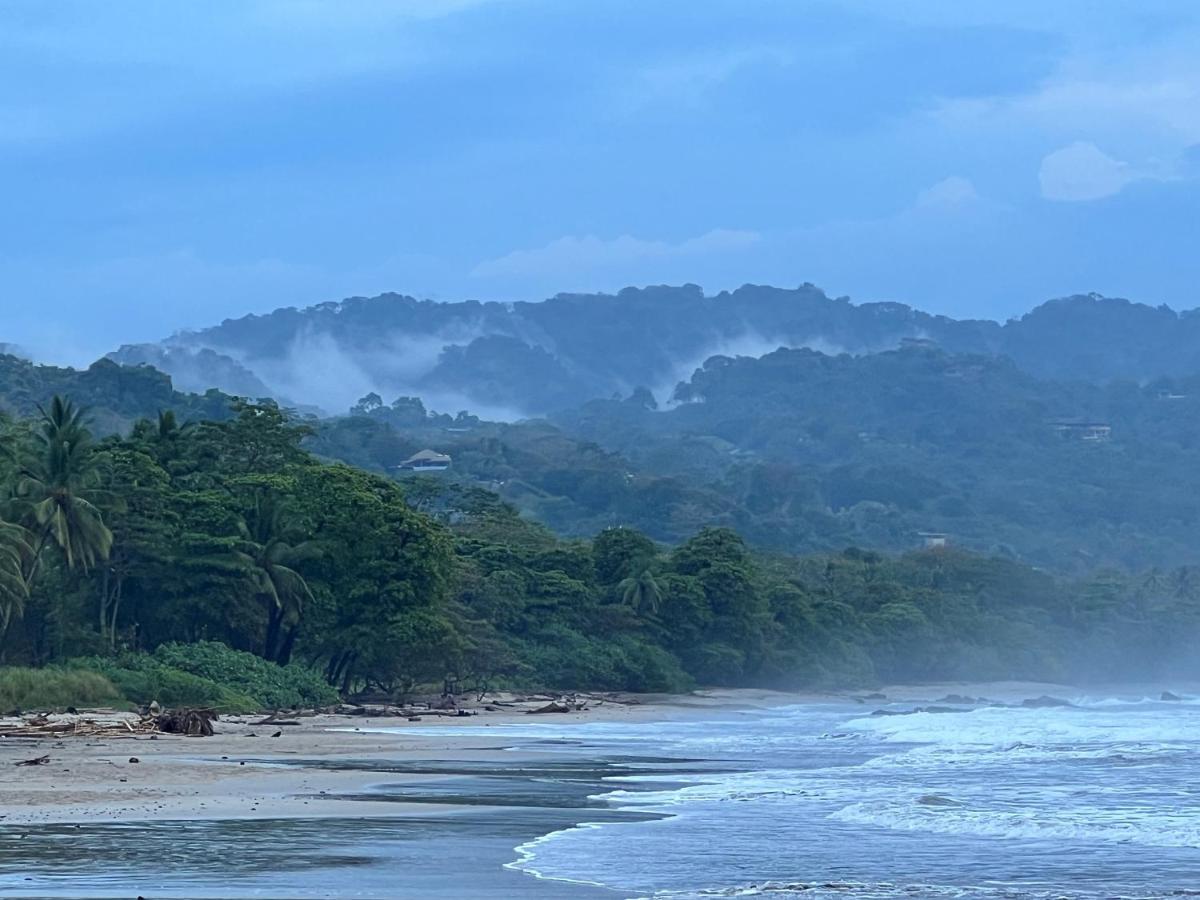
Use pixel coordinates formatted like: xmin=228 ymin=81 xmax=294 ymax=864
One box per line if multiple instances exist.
xmin=0 ymin=688 xmax=815 ymax=826
xmin=0 ymin=680 xmax=1104 ymax=827
xmin=3 ymin=679 xmax=1187 ymax=899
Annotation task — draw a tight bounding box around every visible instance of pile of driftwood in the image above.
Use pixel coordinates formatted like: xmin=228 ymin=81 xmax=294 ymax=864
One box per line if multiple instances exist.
xmin=335 ymin=703 xmax=476 ymax=721
xmin=0 ymin=711 xmax=150 ymax=739
xmin=1 ymin=707 xmax=219 ymax=739
xmin=497 ymin=691 xmax=642 ymax=714
xmin=331 ymin=690 xmax=641 ymax=719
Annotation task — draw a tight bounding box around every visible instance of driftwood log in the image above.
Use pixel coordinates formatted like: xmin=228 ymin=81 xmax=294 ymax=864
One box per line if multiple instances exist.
xmin=156 ymin=708 xmax=218 ymax=736
xmin=527 ymin=700 xmax=576 ymax=714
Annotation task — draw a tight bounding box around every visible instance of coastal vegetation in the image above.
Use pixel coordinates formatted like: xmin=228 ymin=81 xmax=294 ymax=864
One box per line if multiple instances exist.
xmin=3 ymin=391 xmax=1200 ymax=710
xmin=318 ymin=343 xmax=1200 ymax=575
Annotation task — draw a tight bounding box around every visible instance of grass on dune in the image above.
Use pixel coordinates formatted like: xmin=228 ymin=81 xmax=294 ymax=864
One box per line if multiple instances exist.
xmin=0 ymin=666 xmax=125 ymax=712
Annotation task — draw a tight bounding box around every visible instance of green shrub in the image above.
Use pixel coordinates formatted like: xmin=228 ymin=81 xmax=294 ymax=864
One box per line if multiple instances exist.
xmin=516 ymin=627 xmax=692 ymax=692
xmin=71 ymin=654 xmax=258 ymax=712
xmin=152 ymin=642 xmax=339 ymax=709
xmin=69 ymin=643 xmax=338 ymax=712
xmin=0 ymin=666 xmax=124 ymax=711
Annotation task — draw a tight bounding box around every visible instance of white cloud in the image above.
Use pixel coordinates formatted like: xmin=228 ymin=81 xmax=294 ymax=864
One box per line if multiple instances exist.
xmin=472 ymin=228 xmax=760 ymax=278
xmin=927 ymin=24 xmax=1200 ymax=198
xmin=1038 ymin=142 xmax=1140 ymax=201
xmin=915 ymin=176 xmax=980 ymax=210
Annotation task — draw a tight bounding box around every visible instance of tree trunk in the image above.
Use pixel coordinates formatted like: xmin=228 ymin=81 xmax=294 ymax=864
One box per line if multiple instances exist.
xmin=264 ymin=602 xmax=283 ymax=661
xmin=339 ymin=652 xmax=357 ymax=694
xmin=327 ymin=650 xmax=350 ymax=686
xmin=107 ymin=578 xmax=124 ymax=650
xmin=99 ymin=568 xmax=110 ymax=636
xmin=277 ymin=626 xmax=297 ymax=666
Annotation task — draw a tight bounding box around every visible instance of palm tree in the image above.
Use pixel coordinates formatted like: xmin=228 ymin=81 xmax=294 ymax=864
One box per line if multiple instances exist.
xmin=15 ymin=397 xmax=113 ymax=577
xmin=619 ymin=568 xmax=662 ymax=615
xmin=0 ymin=519 xmax=33 ymax=652
xmin=236 ymin=491 xmax=317 ymax=663
xmin=133 ymin=409 xmax=196 ymax=465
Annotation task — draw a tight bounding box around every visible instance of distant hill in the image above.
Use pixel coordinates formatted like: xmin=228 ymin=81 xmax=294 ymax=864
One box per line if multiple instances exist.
xmin=6 ymin=337 xmax=1200 ymax=574
xmin=0 ymin=354 xmax=231 ymax=435
xmin=9 ymin=282 xmax=1200 ymax=575
xmin=303 ymin=342 xmax=1200 ymax=574
xmin=109 ymin=285 xmax=1200 ymax=417
xmin=107 ymin=344 xmax=274 ymax=399
xmin=548 ymin=344 xmax=1200 ymax=572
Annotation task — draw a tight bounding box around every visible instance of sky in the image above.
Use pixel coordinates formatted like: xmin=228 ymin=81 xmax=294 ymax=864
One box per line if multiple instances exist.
xmin=3 ymin=0 xmax=1199 ymax=364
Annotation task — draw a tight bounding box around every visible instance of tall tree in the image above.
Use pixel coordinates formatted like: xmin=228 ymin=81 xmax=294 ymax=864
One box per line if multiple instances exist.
xmin=619 ymin=568 xmax=662 ymax=615
xmin=0 ymin=519 xmax=33 ymax=652
xmin=93 ymin=446 xmax=176 ymax=648
xmin=235 ymin=489 xmax=317 ymax=664
xmin=15 ymin=397 xmax=113 ymax=578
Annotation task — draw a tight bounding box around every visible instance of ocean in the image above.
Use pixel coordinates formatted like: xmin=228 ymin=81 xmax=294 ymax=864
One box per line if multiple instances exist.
xmin=4 ymin=689 xmax=1199 ymax=898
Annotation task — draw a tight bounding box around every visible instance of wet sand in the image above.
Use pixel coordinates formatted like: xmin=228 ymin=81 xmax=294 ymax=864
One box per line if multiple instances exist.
xmin=0 ymin=688 xmax=824 ymax=898
xmin=0 ymin=688 xmax=818 ymax=826
xmin=0 ymin=682 xmax=1093 ymax=898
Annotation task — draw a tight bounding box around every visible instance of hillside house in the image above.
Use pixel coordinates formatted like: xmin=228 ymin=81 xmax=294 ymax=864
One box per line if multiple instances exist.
xmin=397 ymin=449 xmax=452 ymax=472
xmin=919 ymin=531 xmax=948 ymax=549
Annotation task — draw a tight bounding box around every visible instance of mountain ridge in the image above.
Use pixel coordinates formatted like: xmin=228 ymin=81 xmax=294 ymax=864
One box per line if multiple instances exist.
xmin=104 ymin=284 xmax=1200 ymax=418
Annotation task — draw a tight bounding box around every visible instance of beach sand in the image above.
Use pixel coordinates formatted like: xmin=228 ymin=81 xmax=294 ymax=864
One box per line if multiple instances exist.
xmin=0 ymin=688 xmax=825 ymax=827
xmin=0 ymin=681 xmax=1096 ymax=898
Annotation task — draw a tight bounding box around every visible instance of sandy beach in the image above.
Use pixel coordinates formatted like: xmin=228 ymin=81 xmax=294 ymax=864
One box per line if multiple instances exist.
xmin=0 ymin=688 xmax=828 ymax=827
xmin=5 ymin=680 xmax=1165 ymax=900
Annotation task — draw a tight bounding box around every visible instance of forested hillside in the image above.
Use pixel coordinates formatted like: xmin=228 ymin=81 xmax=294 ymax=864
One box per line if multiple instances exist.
xmin=0 ymin=354 xmax=231 ymax=435
xmin=312 ymin=343 xmax=1200 ymax=574
xmin=3 ymin=396 xmax=1200 ymax=708
xmin=7 ymin=283 xmax=1200 ymax=702
xmin=8 ymin=341 xmax=1200 ymax=575
xmin=109 ymin=286 xmax=1200 ymax=417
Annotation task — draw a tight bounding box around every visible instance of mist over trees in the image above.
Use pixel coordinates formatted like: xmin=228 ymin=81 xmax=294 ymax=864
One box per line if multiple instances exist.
xmin=7 ymin=284 xmax=1200 ymax=703
xmin=2 ymin=391 xmax=1199 ymax=703
xmin=107 ymin=287 xmax=1200 ymax=418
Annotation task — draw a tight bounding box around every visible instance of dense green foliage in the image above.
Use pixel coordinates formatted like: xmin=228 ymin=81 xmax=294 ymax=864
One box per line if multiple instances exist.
xmin=0 ymin=397 xmax=453 ymax=703
xmin=313 ymin=341 xmax=1200 ymax=575
xmin=3 ymin=386 xmax=1200 ymax=708
xmin=0 ymin=666 xmax=123 ymax=711
xmin=0 ymin=354 xmax=231 ymax=436
xmin=71 ymin=642 xmax=338 ymax=712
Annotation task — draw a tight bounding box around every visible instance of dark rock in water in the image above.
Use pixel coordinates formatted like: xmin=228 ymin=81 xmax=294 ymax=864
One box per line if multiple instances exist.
xmin=870 ymin=708 xmax=906 ymax=716
xmin=1161 ymin=691 xmax=1183 ymax=702
xmin=1020 ymin=695 xmax=1073 ymax=709
xmin=860 ymin=692 xmax=888 ymax=700
xmin=916 ymin=794 xmax=959 ymax=806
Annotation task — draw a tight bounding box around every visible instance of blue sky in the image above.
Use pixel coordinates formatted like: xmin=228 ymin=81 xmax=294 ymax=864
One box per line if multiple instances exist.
xmin=3 ymin=1 xmax=1199 ymax=362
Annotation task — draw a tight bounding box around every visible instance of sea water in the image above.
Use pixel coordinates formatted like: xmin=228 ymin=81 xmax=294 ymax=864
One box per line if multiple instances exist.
xmin=478 ymin=692 xmax=1200 ymax=897
xmin=5 ymin=691 xmax=1200 ymax=898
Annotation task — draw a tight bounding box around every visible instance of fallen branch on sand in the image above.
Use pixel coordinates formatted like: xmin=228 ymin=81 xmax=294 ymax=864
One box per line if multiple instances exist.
xmin=14 ymin=754 xmax=50 ymax=766
xmin=1 ymin=707 xmax=219 ymax=739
